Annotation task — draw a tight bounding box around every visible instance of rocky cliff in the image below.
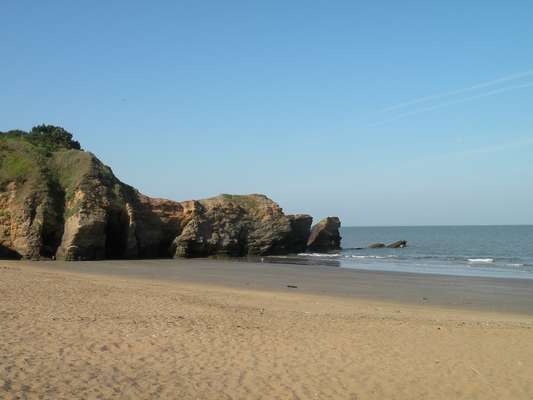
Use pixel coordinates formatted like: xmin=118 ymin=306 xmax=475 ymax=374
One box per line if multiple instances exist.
xmin=0 ymin=126 xmax=340 ymax=260
xmin=306 ymin=217 xmax=342 ymax=251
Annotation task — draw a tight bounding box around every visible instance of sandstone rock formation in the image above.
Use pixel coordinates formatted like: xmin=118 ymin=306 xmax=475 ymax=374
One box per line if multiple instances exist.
xmin=306 ymin=217 xmax=341 ymax=252
xmin=171 ymin=196 xmax=313 ymax=257
xmin=288 ymin=214 xmax=314 ymax=253
xmin=0 ymin=126 xmax=326 ymax=260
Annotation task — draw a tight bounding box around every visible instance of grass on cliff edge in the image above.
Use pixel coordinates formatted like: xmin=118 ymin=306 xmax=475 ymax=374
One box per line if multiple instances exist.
xmin=51 ymin=150 xmax=94 ymax=194
xmin=0 ymin=136 xmax=45 ymax=188
xmin=0 ymin=128 xmax=113 ymax=199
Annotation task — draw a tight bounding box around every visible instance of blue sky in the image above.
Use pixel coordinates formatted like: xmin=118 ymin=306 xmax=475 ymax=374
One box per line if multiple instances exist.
xmin=1 ymin=1 xmax=532 ymax=225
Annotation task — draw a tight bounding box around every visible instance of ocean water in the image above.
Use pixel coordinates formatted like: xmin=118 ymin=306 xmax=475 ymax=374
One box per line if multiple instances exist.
xmin=295 ymin=225 xmax=533 ymax=279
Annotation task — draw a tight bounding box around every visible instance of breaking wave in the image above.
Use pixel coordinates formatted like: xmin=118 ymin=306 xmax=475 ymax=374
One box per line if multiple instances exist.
xmin=467 ymin=258 xmax=495 ymax=264
xmin=297 ymin=253 xmax=341 ymax=257
xmin=297 ymin=253 xmax=398 ymax=260
xmin=349 ymin=255 xmax=398 ymax=259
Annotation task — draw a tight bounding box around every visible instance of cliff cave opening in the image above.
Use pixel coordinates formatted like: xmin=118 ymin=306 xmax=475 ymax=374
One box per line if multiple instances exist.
xmin=40 ymin=186 xmax=65 ymax=259
xmin=105 ymin=208 xmax=130 ymax=259
xmin=157 ymin=233 xmax=176 ymax=258
xmin=236 ymin=227 xmax=249 ymax=256
xmin=0 ymin=244 xmax=22 ymax=259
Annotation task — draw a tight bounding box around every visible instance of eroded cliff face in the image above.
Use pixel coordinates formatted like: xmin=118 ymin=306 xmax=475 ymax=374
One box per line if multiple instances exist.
xmin=0 ymin=128 xmax=339 ymax=260
xmin=306 ymin=217 xmax=342 ymax=251
xmin=0 ymin=182 xmax=40 ymax=259
xmin=170 ymin=195 xmax=313 ymax=257
xmin=0 ymin=158 xmax=63 ymax=260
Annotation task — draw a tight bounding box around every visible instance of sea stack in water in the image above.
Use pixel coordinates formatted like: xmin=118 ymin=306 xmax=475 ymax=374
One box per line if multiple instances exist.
xmin=306 ymin=217 xmax=342 ymax=252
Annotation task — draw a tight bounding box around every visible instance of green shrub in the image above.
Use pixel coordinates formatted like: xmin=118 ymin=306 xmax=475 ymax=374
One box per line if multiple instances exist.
xmin=1 ymin=125 xmax=82 ymax=153
xmin=27 ymin=125 xmax=81 ymax=151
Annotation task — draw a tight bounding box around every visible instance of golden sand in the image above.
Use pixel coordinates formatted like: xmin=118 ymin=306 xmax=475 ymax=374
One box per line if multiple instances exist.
xmin=1 ymin=263 xmax=532 ymax=399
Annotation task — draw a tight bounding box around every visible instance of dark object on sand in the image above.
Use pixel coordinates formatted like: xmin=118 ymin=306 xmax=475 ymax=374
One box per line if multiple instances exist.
xmin=368 ymin=243 xmax=386 ymax=249
xmin=287 ymin=285 xmax=298 ymax=289
xmin=306 ymin=217 xmax=342 ymax=251
xmin=387 ymin=240 xmax=407 ymax=248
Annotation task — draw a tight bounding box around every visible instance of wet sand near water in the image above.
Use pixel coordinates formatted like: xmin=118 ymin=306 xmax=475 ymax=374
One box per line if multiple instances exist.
xmin=27 ymin=258 xmax=533 ymax=315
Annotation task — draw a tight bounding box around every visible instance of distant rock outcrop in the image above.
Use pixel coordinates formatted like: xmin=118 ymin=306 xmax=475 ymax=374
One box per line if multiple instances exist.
xmin=0 ymin=126 xmax=323 ymax=260
xmin=386 ymin=240 xmax=407 ymax=248
xmin=368 ymin=241 xmax=407 ymax=249
xmin=306 ymin=217 xmax=341 ymax=252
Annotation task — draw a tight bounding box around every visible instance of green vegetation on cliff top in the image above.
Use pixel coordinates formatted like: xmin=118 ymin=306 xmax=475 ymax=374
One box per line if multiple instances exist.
xmin=0 ymin=134 xmax=47 ymax=191
xmin=0 ymin=125 xmax=78 ymax=187
xmin=0 ymin=125 xmax=114 ymax=198
xmin=1 ymin=125 xmax=264 ymax=207
xmin=1 ymin=125 xmax=80 ymax=153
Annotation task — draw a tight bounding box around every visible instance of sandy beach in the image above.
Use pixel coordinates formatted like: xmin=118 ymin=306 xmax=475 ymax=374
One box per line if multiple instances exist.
xmin=1 ymin=260 xmax=533 ymax=399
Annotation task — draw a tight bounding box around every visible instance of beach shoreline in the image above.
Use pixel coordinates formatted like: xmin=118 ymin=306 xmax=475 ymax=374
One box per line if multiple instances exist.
xmin=1 ymin=259 xmax=533 ymax=399
xmin=10 ymin=257 xmax=533 ymax=316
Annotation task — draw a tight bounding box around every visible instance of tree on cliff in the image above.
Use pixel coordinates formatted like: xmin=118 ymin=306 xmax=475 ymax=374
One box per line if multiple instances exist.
xmin=0 ymin=125 xmax=82 ymax=152
xmin=27 ymin=125 xmax=81 ymax=151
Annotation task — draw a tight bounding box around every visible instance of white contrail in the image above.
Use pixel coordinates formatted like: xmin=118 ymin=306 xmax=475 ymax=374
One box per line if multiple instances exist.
xmin=368 ymin=81 xmax=533 ymax=128
xmin=382 ymin=69 xmax=533 ymax=112
xmin=406 ymin=136 xmax=533 ymax=167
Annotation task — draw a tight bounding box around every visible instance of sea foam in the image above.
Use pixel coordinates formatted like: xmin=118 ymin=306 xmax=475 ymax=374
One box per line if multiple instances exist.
xmin=467 ymin=258 xmax=495 ymax=263
xmin=297 ymin=253 xmax=341 ymax=257
xmin=350 ymin=255 xmax=397 ymax=259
